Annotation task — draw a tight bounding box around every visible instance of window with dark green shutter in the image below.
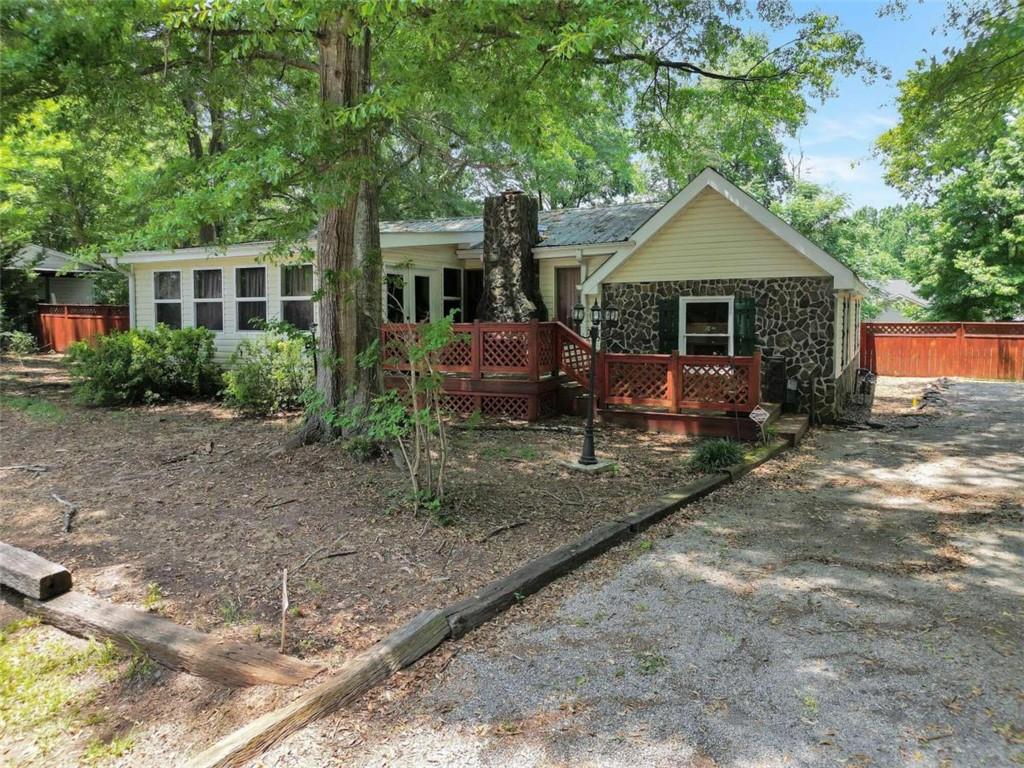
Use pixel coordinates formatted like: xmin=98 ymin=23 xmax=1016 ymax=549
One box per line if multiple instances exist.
xmin=656 ymin=298 xmax=679 ymax=353
xmin=733 ymin=297 xmax=756 ymax=356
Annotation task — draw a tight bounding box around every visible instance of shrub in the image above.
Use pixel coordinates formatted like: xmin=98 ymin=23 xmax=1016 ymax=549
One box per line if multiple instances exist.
xmin=67 ymin=326 xmax=221 ymax=406
xmin=688 ymin=438 xmax=745 ymax=473
xmin=222 ymin=333 xmax=313 ymax=415
xmin=1 ymin=329 xmax=37 ymax=358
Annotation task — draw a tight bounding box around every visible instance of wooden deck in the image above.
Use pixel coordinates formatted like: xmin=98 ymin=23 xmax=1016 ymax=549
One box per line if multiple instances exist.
xmin=381 ymin=320 xmax=767 ymax=435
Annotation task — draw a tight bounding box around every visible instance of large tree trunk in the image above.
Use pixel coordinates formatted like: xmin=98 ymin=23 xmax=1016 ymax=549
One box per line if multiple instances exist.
xmin=299 ymin=15 xmax=381 ymax=443
xmin=477 ymin=191 xmax=546 ymax=322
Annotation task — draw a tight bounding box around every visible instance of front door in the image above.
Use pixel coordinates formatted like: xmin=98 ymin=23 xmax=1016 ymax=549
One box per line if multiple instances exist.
xmin=385 ymin=271 xmax=433 ymax=322
xmin=556 ymin=267 xmax=581 ymax=326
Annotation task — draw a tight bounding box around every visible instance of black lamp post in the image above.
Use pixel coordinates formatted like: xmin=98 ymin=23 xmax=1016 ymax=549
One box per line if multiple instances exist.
xmin=573 ymin=301 xmax=619 ymax=465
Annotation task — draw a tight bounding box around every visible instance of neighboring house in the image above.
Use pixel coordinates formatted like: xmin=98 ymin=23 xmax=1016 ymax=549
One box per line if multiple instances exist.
xmin=114 ymin=168 xmax=868 ymax=418
xmin=9 ymin=244 xmax=99 ymax=303
xmin=869 ymin=278 xmax=929 ymax=322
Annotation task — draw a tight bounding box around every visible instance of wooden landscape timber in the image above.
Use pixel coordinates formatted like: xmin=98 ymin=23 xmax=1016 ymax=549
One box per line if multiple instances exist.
xmin=0 ymin=540 xmax=72 ymax=600
xmin=186 ymin=610 xmax=451 ymax=768
xmin=20 ymin=590 xmax=324 ymax=688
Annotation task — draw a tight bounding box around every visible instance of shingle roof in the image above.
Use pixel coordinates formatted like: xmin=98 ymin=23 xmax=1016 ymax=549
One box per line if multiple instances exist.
xmin=10 ymin=245 xmax=96 ymax=272
xmin=536 ymin=202 xmax=662 ymax=247
xmin=379 ymin=201 xmax=665 ymax=248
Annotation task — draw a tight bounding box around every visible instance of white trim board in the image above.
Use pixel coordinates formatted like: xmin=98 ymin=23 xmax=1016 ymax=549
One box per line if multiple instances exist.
xmin=580 ymin=167 xmax=868 ymax=295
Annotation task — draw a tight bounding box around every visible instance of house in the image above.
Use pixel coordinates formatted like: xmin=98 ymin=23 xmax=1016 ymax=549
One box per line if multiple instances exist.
xmin=8 ymin=244 xmax=100 ymax=304
xmin=113 ymin=168 xmax=868 ymax=419
xmin=869 ymin=278 xmax=928 ymax=322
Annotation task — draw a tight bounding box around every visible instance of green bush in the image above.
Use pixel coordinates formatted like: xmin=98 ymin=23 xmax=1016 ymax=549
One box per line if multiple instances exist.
xmin=688 ymin=438 xmax=745 ymax=473
xmin=1 ymin=329 xmax=37 ymax=357
xmin=222 ymin=334 xmax=313 ymax=415
xmin=67 ymin=326 xmax=221 ymax=405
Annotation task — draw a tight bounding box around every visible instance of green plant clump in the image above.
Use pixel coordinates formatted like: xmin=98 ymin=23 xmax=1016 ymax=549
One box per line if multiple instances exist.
xmin=1 ymin=329 xmax=37 ymax=357
xmin=688 ymin=438 xmax=745 ymax=473
xmin=66 ymin=326 xmax=221 ymax=406
xmin=222 ymin=333 xmax=313 ymax=415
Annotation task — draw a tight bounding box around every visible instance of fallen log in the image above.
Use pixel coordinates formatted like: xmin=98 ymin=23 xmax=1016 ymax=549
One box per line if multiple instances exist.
xmin=21 ymin=591 xmax=322 ymax=688
xmin=186 ymin=609 xmax=450 ymax=768
xmin=0 ymin=541 xmax=72 ymax=599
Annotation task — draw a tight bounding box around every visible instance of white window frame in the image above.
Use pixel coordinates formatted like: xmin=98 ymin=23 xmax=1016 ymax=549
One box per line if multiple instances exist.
xmin=153 ymin=269 xmax=182 ymax=328
xmin=679 ymin=295 xmax=734 ymax=356
xmin=235 ymin=265 xmax=268 ymax=332
xmin=280 ymin=264 xmax=315 ymax=330
xmin=383 ymin=268 xmax=435 ymax=322
xmin=192 ymin=267 xmax=224 ymax=332
xmin=442 ymin=267 xmax=463 ymax=320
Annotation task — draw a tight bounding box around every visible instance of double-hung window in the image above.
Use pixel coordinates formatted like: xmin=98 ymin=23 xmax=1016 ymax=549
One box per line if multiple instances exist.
xmin=679 ymin=296 xmax=733 ymax=356
xmin=154 ymin=271 xmax=182 ymax=329
xmin=193 ymin=269 xmax=223 ymax=331
xmin=280 ymin=265 xmax=315 ymax=331
xmin=442 ymin=268 xmax=462 ymax=320
xmin=236 ymin=266 xmax=267 ymax=331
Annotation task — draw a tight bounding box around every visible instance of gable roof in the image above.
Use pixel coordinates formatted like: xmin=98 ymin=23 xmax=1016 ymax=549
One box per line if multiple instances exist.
xmin=580 ymin=167 xmax=868 ymax=294
xmin=868 ymin=278 xmax=928 ymax=307
xmin=10 ymin=244 xmax=97 ymax=273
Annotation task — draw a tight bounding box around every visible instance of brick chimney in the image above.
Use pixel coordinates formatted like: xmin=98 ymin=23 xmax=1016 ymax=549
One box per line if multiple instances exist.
xmin=477 ymin=190 xmax=547 ymax=322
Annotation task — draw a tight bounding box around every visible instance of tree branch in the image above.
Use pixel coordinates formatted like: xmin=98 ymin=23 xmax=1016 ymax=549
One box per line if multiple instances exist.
xmin=591 ymin=52 xmax=786 ymax=82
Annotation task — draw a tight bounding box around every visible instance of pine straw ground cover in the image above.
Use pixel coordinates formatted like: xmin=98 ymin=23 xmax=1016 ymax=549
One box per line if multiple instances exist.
xmin=0 ymin=354 xmax=708 ymax=765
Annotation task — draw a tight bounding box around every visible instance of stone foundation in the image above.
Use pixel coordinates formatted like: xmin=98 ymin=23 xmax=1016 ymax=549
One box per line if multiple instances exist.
xmin=816 ymin=358 xmax=859 ymax=421
xmin=602 ymin=277 xmax=849 ymax=418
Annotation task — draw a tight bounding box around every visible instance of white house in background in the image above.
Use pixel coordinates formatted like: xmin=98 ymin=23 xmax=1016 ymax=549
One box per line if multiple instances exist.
xmin=112 ymin=167 xmax=868 ymax=416
xmin=869 ymin=279 xmax=929 ymax=322
xmin=9 ymin=244 xmax=99 ymax=304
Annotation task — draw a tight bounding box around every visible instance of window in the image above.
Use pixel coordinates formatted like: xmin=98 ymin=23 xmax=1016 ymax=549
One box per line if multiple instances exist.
xmin=385 ymin=273 xmax=406 ymax=322
xmin=442 ymin=267 xmax=462 ymax=320
xmin=193 ymin=269 xmax=223 ymax=331
xmin=281 ymin=265 xmax=314 ymax=331
xmin=154 ymin=271 xmax=182 ymax=329
xmin=679 ymin=297 xmax=733 ymax=356
xmin=236 ymin=266 xmax=267 ymax=331
xmin=414 ymin=274 xmax=431 ymax=322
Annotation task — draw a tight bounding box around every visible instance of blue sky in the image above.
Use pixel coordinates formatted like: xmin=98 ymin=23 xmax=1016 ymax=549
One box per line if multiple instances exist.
xmin=760 ymin=0 xmax=958 ymax=208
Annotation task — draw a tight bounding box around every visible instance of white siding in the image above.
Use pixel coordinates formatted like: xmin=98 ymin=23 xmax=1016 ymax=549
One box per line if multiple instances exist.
xmin=606 ymin=188 xmax=829 ymax=283
xmin=132 ymin=245 xmax=461 ymax=360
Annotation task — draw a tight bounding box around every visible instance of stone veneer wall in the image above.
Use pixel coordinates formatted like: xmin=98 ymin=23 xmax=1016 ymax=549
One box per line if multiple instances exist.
xmin=601 ymin=277 xmax=844 ymax=418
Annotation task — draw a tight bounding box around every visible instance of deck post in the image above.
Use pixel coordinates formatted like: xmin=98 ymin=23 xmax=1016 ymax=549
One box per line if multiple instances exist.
xmin=668 ymin=350 xmax=680 ymax=413
xmin=548 ymin=324 xmax=560 ymax=378
xmin=750 ymin=349 xmax=762 ymax=408
xmin=528 ymin=319 xmax=540 ymax=382
xmin=471 ymin=320 xmax=482 ymax=380
xmin=596 ymin=349 xmax=607 ymax=407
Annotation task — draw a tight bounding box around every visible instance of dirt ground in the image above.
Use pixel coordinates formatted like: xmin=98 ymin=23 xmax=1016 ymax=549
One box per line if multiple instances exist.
xmin=249 ymin=377 xmax=1024 ymax=767
xmin=0 ymin=354 xmax=709 ymax=766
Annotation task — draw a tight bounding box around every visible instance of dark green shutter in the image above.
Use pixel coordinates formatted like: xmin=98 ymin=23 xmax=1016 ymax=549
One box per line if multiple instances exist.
xmin=656 ymin=298 xmax=679 ymax=353
xmin=734 ymin=297 xmax=756 ymax=355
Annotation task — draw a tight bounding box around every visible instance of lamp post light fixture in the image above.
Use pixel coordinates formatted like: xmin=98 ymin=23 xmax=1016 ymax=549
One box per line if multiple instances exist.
xmin=573 ymin=300 xmax=618 ymax=465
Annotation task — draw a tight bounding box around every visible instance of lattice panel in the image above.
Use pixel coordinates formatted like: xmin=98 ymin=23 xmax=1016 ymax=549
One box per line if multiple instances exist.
xmin=380 ymin=328 xmax=414 ymax=368
xmin=680 ymin=362 xmax=748 ymax=405
xmin=441 ymin=393 xmax=478 ymax=415
xmin=482 ymin=331 xmax=529 ymax=370
xmin=437 ymin=335 xmax=473 ymax=369
xmin=560 ymin=338 xmax=592 ymax=387
xmin=866 ymin=323 xmax=960 ymax=336
xmin=607 ymin=361 xmax=670 ymax=402
xmin=481 ymin=394 xmax=530 ymax=421
xmin=538 ymin=391 xmax=559 ymax=419
xmin=964 ymin=322 xmax=1024 ymax=336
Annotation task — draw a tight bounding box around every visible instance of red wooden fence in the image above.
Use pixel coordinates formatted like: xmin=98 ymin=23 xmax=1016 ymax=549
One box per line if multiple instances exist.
xmin=37 ymin=304 xmax=129 ymax=352
xmin=860 ymin=322 xmax=1024 ymax=381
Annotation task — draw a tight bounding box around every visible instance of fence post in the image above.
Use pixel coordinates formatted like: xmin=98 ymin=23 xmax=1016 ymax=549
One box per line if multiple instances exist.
xmin=549 ymin=325 xmax=560 ymax=378
xmin=472 ymin=319 xmax=482 ymax=380
xmin=528 ymin=318 xmax=540 ymax=381
xmin=667 ymin=350 xmax=680 ymax=413
xmin=956 ymin=322 xmax=966 ymax=378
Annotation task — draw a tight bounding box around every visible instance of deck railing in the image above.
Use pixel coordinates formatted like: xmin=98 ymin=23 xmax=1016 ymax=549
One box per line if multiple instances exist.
xmin=381 ymin=320 xmax=762 ymax=412
xmin=602 ymin=349 xmax=762 ymax=413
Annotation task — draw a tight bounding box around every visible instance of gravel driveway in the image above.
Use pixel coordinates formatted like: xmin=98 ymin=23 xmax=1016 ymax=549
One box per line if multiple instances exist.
xmin=262 ymin=378 xmax=1024 ymax=768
